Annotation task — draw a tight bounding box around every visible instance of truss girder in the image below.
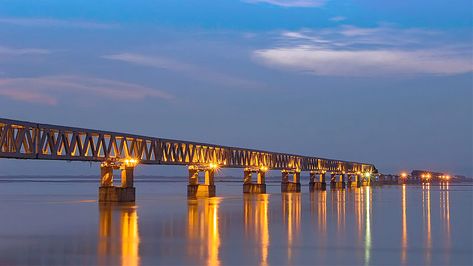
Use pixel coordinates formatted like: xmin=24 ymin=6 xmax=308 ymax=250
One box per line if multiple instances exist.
xmin=0 ymin=118 xmax=376 ymax=172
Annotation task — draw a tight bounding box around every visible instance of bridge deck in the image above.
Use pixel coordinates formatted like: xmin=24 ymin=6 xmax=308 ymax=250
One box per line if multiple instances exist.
xmin=0 ymin=118 xmax=376 ymax=173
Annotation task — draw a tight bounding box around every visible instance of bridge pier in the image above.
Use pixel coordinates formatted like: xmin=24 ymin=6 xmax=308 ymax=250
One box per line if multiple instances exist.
xmin=243 ymin=167 xmax=267 ymax=194
xmin=99 ymin=160 xmax=136 ymax=203
xmin=330 ymin=173 xmax=345 ymax=189
xmin=187 ymin=165 xmax=216 ymax=198
xmin=281 ymin=169 xmax=301 ymax=193
xmin=347 ymin=174 xmax=361 ymax=188
xmin=361 ymin=173 xmax=371 ymax=186
xmin=309 ymin=171 xmax=326 ymax=191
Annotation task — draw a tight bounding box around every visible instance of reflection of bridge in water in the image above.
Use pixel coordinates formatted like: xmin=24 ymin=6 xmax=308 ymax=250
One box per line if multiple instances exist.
xmin=93 ymin=185 xmax=451 ymax=266
xmin=187 ymin=197 xmax=221 ymax=266
xmin=244 ymin=194 xmax=270 ymax=266
xmin=98 ymin=203 xmax=140 ymax=266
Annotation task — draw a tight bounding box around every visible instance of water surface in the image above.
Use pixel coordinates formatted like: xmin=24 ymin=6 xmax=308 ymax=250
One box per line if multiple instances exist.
xmin=0 ymin=178 xmax=471 ymax=265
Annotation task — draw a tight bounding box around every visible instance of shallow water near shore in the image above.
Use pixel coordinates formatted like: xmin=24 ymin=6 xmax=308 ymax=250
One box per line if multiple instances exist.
xmin=0 ymin=178 xmax=471 ymax=265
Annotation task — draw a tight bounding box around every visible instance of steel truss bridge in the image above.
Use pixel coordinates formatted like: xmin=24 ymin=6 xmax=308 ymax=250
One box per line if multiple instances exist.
xmin=0 ymin=118 xmax=376 ymax=174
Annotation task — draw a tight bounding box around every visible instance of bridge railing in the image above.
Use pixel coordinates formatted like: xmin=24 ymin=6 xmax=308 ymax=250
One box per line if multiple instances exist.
xmin=0 ymin=118 xmax=376 ymax=172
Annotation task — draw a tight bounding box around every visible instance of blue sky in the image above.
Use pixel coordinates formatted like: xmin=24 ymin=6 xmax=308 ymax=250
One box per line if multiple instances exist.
xmin=0 ymin=0 xmax=472 ymax=176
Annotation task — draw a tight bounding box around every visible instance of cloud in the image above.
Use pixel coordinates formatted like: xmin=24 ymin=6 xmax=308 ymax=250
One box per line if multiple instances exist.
xmin=0 ymin=45 xmax=50 ymax=55
xmin=0 ymin=87 xmax=57 ymax=105
xmin=255 ymin=46 xmax=472 ymax=76
xmin=253 ymin=26 xmax=473 ymax=76
xmin=330 ymin=16 xmax=346 ymax=22
xmin=0 ymin=75 xmax=174 ymax=105
xmin=243 ymin=0 xmax=325 ymax=7
xmin=0 ymin=17 xmax=116 ymax=29
xmin=104 ymin=53 xmax=196 ymax=72
xmin=103 ymin=53 xmax=263 ymax=89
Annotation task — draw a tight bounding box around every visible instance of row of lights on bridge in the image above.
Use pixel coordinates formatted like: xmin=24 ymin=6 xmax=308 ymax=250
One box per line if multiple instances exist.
xmin=204 ymin=163 xmax=373 ymax=176
xmin=117 ymin=158 xmax=376 ymax=176
xmin=109 ymin=158 xmax=453 ymax=183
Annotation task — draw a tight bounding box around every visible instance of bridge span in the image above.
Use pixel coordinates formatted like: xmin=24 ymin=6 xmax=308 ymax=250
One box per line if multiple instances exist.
xmin=0 ymin=117 xmax=380 ymax=201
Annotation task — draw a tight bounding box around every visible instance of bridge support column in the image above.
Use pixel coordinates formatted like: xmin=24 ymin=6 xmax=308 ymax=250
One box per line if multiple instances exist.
xmin=361 ymin=173 xmax=371 ymax=186
xmin=347 ymin=174 xmax=361 ymax=188
xmin=187 ymin=165 xmax=216 ymax=198
xmin=99 ymin=161 xmax=136 ymax=203
xmin=309 ymin=171 xmax=326 ymax=191
xmin=243 ymin=167 xmax=267 ymax=194
xmin=330 ymin=173 xmax=345 ymax=189
xmin=121 ymin=166 xmax=135 ymax=188
xmin=100 ymin=165 xmax=114 ymax=187
xmin=281 ymin=169 xmax=301 ymax=193
xmin=357 ymin=174 xmax=363 ymax=187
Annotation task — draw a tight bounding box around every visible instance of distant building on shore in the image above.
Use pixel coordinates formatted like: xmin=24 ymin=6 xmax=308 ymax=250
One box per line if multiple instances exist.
xmin=410 ymin=171 xmax=473 ymax=183
xmin=411 ymin=170 xmax=452 ymax=182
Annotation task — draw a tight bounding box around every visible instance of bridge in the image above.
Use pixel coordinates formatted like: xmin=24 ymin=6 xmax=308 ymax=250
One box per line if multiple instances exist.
xmin=0 ymin=117 xmax=380 ymax=202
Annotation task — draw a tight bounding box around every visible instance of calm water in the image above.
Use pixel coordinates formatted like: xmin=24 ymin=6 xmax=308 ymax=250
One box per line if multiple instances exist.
xmin=0 ymin=178 xmax=471 ymax=266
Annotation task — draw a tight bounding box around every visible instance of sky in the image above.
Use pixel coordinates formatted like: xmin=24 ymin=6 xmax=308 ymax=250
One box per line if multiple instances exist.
xmin=0 ymin=0 xmax=472 ymax=177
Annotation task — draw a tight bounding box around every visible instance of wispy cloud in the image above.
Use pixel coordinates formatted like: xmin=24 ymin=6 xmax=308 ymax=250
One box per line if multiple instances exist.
xmin=243 ymin=0 xmax=325 ymax=7
xmin=253 ymin=26 xmax=473 ymax=76
xmin=255 ymin=47 xmax=472 ymax=76
xmin=0 ymin=17 xmax=116 ymax=29
xmin=103 ymin=53 xmax=263 ymax=89
xmin=0 ymin=45 xmax=50 ymax=55
xmin=330 ymin=16 xmax=346 ymax=22
xmin=0 ymin=75 xmax=173 ymax=105
xmin=104 ymin=53 xmax=196 ymax=72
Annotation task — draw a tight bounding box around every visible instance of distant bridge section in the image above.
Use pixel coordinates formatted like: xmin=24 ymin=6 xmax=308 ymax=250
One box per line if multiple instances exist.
xmin=0 ymin=118 xmax=375 ymax=173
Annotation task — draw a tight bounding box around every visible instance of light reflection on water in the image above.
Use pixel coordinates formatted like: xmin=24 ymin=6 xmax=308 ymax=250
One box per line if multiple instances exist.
xmin=422 ymin=183 xmax=432 ymax=265
xmin=310 ymin=189 xmax=326 ymax=237
xmin=98 ymin=203 xmax=140 ymax=266
xmin=401 ymin=184 xmax=408 ymax=265
xmin=440 ymin=182 xmax=451 ymax=261
xmin=0 ymin=182 xmax=470 ymax=265
xmin=186 ymin=197 xmax=221 ymax=266
xmin=364 ymin=186 xmax=372 ymax=266
xmin=243 ymin=194 xmax=269 ymax=266
xmin=282 ymin=192 xmax=301 ymax=264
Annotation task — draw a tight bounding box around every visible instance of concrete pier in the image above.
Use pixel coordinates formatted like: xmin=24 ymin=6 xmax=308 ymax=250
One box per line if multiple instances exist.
xmin=100 ymin=165 xmax=114 ymax=187
xmin=309 ymin=171 xmax=326 ymax=191
xmin=99 ymin=160 xmax=136 ymax=202
xmin=187 ymin=184 xmax=216 ymax=198
xmin=281 ymin=182 xmax=301 ymax=192
xmin=359 ymin=173 xmax=371 ymax=186
xmin=243 ymin=183 xmax=266 ymax=193
xmin=347 ymin=174 xmax=361 ymax=188
xmin=187 ymin=165 xmax=216 ymax=198
xmin=243 ymin=167 xmax=267 ymax=194
xmin=330 ymin=173 xmax=345 ymax=189
xmin=99 ymin=187 xmax=136 ymax=202
xmin=281 ymin=169 xmax=301 ymax=192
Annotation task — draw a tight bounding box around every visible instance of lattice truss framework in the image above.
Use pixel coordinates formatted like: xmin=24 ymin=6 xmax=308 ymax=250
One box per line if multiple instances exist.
xmin=0 ymin=118 xmax=376 ymax=173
